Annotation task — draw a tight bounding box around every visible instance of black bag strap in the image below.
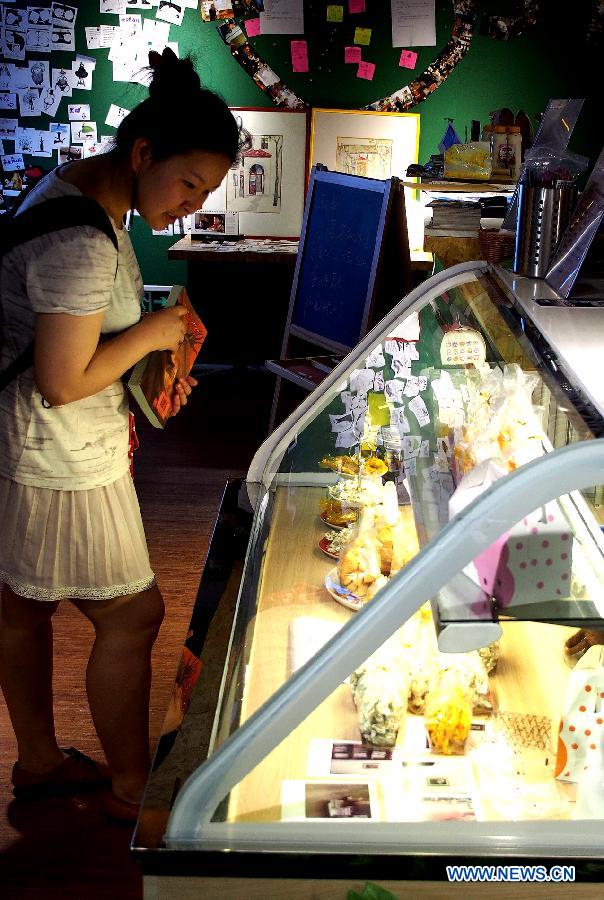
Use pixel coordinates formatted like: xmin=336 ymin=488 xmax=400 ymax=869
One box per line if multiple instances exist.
xmin=3 ymin=195 xmax=119 ymax=256
xmin=0 ymin=344 xmax=35 ymax=392
xmin=0 ymin=195 xmax=120 ymax=392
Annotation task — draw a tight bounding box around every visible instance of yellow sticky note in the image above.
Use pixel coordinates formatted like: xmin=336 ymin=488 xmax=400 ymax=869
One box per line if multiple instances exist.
xmin=327 ymin=4 xmax=344 ymax=22
xmin=354 ymin=26 xmax=371 ymax=45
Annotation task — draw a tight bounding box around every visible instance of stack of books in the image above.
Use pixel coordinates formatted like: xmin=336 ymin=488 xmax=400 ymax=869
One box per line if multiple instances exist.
xmin=426 ymin=199 xmax=482 ymax=235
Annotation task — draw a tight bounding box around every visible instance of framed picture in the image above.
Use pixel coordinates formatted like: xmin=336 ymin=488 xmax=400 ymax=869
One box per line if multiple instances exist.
xmin=205 ymin=107 xmax=309 ymax=238
xmin=191 ymin=209 xmax=239 ymax=238
xmin=309 ymin=108 xmax=420 ymax=181
xmin=309 ymin=107 xmax=421 ymax=248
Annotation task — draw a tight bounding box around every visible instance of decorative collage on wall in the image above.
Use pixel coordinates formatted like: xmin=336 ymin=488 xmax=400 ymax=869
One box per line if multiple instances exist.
xmin=3 ymin=1 xmax=596 ymax=234
xmin=0 ymin=0 xmax=443 ymax=234
xmin=0 ymin=0 xmax=201 ymax=231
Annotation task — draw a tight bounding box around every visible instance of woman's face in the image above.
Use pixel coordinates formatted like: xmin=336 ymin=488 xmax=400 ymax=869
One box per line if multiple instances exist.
xmin=135 ymin=145 xmax=232 ymax=230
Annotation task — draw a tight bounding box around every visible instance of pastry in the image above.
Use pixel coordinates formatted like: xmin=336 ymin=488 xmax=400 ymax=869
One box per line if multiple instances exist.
xmin=319 ymin=455 xmax=359 ymax=476
xmin=320 ymin=499 xmax=358 ymax=528
xmin=350 ymin=664 xmax=409 ymax=747
xmin=337 ymin=535 xmax=385 ymax=599
xmin=408 ymin=650 xmax=492 ymax=715
xmin=360 ymin=456 xmax=388 ymax=477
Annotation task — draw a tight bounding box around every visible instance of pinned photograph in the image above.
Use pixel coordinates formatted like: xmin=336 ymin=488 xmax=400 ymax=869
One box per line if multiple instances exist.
xmin=201 ymin=0 xmax=234 ymax=20
xmin=217 ymin=21 xmax=247 ymax=48
xmin=58 ymin=144 xmax=82 ymax=165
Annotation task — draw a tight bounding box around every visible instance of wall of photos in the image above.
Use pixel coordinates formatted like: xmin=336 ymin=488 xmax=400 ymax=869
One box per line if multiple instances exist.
xmin=0 ymin=0 xmax=599 ymax=284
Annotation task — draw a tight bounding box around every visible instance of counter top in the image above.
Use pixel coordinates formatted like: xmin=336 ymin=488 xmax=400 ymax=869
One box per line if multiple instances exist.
xmin=495 ymin=266 xmax=604 ymax=420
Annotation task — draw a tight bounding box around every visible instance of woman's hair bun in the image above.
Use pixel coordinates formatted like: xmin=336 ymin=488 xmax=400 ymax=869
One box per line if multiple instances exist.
xmin=147 ymin=48 xmax=201 ymax=102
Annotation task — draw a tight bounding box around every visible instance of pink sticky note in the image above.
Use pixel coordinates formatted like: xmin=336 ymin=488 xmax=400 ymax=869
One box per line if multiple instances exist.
xmin=399 ymin=49 xmax=417 ymax=69
xmin=344 ymin=45 xmax=362 ymax=63
xmin=291 ymin=40 xmax=309 ymax=73
xmin=357 ymin=60 xmax=375 ymax=81
xmin=244 ymin=17 xmax=261 ymax=37
xmin=349 ymin=0 xmax=365 ymax=11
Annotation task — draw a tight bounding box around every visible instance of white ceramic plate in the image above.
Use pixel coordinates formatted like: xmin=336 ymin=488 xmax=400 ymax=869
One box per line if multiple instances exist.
xmin=324 ymin=566 xmax=364 ymax=611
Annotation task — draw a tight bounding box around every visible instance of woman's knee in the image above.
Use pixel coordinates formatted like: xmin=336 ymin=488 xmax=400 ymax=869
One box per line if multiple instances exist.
xmin=139 ymin=585 xmax=165 ymax=639
xmin=73 ymin=584 xmax=165 ymax=642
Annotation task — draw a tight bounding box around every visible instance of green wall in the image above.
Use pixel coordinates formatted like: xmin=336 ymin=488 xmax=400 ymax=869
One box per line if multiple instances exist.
xmin=7 ymin=1 xmax=600 ymax=285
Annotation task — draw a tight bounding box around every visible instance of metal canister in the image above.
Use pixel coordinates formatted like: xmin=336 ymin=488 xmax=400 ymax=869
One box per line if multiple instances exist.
xmin=513 ymin=184 xmax=577 ymax=278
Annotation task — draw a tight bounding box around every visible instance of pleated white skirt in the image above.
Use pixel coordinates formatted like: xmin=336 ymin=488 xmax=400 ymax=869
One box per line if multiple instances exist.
xmin=0 ymin=472 xmax=155 ymax=601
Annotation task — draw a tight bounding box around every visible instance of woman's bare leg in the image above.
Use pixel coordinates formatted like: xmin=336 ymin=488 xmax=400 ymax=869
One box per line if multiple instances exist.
xmin=0 ymin=583 xmax=64 ymax=772
xmin=73 ymin=585 xmax=164 ymax=804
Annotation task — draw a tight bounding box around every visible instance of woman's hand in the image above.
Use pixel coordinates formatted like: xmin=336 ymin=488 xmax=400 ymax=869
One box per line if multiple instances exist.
xmin=170 ymin=374 xmax=198 ymax=416
xmin=139 ymin=305 xmax=188 ymax=353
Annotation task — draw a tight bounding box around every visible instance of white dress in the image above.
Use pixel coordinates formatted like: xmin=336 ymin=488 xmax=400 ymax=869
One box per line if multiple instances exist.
xmin=0 ymin=168 xmax=155 ymax=601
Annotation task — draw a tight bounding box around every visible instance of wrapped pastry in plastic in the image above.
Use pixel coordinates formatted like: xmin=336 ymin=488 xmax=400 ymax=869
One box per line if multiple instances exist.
xmin=408 ymin=649 xmax=493 ymax=716
xmin=350 ymin=664 xmax=409 ymax=747
xmin=443 ymin=141 xmax=492 ymax=181
xmin=453 ymin=364 xmax=543 ymax=479
xmin=337 ymin=508 xmax=387 ymax=600
xmin=477 ymin=640 xmax=501 ymax=674
xmin=425 ymin=669 xmax=473 ymax=755
xmin=373 ymin=482 xmax=420 ymax=577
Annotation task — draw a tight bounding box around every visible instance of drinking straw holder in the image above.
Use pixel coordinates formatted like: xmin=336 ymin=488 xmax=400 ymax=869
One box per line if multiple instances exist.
xmin=513 ymin=184 xmax=576 ymax=278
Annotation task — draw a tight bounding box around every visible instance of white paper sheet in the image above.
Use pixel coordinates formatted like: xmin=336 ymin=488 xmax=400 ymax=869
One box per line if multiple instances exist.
xmin=2 ymin=151 xmax=25 ymax=171
xmin=259 ymin=0 xmax=304 ymax=34
xmin=391 ymin=0 xmax=436 ymax=47
xmin=0 ymin=92 xmax=17 ymax=111
xmin=105 ymin=102 xmax=130 ymax=127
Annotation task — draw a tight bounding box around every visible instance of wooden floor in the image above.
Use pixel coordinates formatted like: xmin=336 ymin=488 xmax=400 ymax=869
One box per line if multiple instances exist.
xmin=0 ymin=368 xmax=275 ymax=900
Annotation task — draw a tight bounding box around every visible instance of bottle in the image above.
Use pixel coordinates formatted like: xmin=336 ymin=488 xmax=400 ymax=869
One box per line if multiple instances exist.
xmin=481 ymin=123 xmax=494 ymax=155
xmin=514 ymin=109 xmax=533 ymax=160
xmin=491 ymin=125 xmax=521 ymax=181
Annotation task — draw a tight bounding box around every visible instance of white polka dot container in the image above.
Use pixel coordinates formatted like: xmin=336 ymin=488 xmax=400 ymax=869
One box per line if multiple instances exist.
xmin=473 ymin=501 xmax=573 ymax=609
xmin=554 ymin=645 xmax=604 ymax=784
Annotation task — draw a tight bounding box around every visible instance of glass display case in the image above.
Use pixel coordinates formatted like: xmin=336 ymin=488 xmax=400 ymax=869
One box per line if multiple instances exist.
xmin=134 ymin=261 xmax=604 ymax=898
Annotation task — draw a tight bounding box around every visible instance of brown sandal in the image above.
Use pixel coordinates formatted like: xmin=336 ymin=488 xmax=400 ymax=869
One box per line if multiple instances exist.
xmin=12 ymin=747 xmax=111 ymax=799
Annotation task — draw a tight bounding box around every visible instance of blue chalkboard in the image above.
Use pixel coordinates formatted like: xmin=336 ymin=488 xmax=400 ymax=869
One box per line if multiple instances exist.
xmin=287 ymin=168 xmax=392 ymax=351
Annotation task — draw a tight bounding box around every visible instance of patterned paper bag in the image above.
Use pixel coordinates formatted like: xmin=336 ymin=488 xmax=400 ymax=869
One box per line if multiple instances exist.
xmin=555 ymin=645 xmax=604 ymax=783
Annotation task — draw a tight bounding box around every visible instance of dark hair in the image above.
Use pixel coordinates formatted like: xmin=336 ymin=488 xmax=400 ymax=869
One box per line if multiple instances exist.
xmin=112 ymin=48 xmax=240 ymax=164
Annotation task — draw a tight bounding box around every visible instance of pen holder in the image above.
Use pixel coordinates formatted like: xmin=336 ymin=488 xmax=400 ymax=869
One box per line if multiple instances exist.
xmin=513 ymin=184 xmax=577 ymax=278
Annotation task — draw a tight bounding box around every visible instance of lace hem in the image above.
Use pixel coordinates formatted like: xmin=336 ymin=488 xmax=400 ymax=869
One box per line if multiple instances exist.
xmin=0 ymin=569 xmax=156 ymax=602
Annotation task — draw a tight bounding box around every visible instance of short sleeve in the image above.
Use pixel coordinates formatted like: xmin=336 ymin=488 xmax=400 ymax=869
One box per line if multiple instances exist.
xmin=25 ymin=226 xmax=118 ymax=316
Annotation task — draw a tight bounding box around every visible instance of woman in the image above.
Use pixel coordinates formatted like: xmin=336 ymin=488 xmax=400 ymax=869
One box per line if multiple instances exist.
xmin=0 ymin=48 xmax=239 ymax=821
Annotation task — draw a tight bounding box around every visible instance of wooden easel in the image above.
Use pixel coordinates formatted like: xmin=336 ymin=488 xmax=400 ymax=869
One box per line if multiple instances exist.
xmin=266 ymin=166 xmax=412 ymax=430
